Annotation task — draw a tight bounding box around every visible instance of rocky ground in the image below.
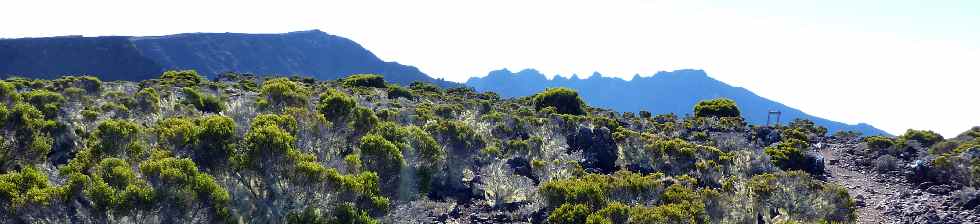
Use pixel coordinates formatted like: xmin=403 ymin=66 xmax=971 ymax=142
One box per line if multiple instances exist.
xmin=819 ymin=141 xmax=980 ymax=224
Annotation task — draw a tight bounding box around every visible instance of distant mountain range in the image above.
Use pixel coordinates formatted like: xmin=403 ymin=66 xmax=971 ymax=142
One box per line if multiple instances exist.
xmin=1 ymin=30 xmax=886 ymax=135
xmin=0 ymin=30 xmax=457 ymax=87
xmin=466 ymin=69 xmax=889 ymax=136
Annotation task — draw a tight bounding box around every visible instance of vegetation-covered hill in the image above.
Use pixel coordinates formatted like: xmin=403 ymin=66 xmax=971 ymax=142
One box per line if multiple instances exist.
xmin=466 ymin=69 xmax=888 ymax=136
xmin=0 ymin=70 xmax=868 ymax=223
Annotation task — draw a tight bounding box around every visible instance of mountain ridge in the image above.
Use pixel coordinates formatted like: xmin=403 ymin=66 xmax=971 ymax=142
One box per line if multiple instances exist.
xmin=466 ymin=68 xmax=889 ymax=136
xmin=0 ymin=30 xmax=458 ymax=87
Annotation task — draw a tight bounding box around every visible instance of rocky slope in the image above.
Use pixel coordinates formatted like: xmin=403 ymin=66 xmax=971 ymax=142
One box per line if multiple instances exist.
xmin=466 ymin=69 xmax=888 ymax=136
xmin=819 ymin=136 xmax=980 ymax=224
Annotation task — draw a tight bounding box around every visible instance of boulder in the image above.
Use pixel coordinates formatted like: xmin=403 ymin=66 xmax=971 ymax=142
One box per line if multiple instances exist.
xmin=567 ymin=126 xmax=618 ymax=174
xmin=803 ymin=151 xmax=825 ymax=175
xmin=506 ymin=157 xmax=538 ymax=184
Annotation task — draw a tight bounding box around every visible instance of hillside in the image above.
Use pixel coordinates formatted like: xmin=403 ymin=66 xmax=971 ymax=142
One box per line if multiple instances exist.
xmin=466 ymin=69 xmax=889 ymax=136
xmin=0 ymin=71 xmax=859 ymax=223
xmin=0 ymin=71 xmax=977 ymax=223
xmin=0 ymin=30 xmax=456 ymax=87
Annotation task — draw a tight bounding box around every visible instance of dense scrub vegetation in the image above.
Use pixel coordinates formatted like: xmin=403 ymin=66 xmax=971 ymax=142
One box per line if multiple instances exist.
xmin=0 ymin=71 xmax=859 ymax=223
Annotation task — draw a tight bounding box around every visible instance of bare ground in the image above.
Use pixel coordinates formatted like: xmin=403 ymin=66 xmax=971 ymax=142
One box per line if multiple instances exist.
xmin=818 ymin=142 xmax=980 ymax=224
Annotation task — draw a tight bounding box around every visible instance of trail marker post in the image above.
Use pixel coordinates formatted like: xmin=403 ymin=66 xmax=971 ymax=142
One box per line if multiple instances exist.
xmin=767 ymin=110 xmax=781 ymax=127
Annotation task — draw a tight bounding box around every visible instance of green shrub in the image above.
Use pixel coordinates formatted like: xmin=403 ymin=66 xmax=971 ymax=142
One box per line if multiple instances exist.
xmin=386 ymin=84 xmax=413 ymax=99
xmin=425 ymin=120 xmax=483 ymax=149
xmin=864 ymin=136 xmax=894 ymax=151
xmin=317 ymin=89 xmax=356 ymax=120
xmin=359 ymin=134 xmax=403 ymax=194
xmin=434 ymin=104 xmax=462 ymax=119
xmin=63 ymin=87 xmax=86 ymax=100
xmin=53 ymin=76 xmax=102 ymax=93
xmin=155 ymin=117 xmax=198 ymax=149
xmin=23 ymin=89 xmax=66 ymax=118
xmin=140 ymin=156 xmax=230 ymax=217
xmin=409 ymin=81 xmax=440 ymax=93
xmin=332 ymin=203 xmax=380 ymax=224
xmin=251 ymin=113 xmax=298 ymax=133
xmin=899 ymin=129 xmax=944 ymax=148
xmin=101 ymin=102 xmax=130 ymax=117
xmin=239 ymin=115 xmax=298 ymax=170
xmin=259 ymin=78 xmax=310 ymax=109
xmin=94 ymin=119 xmax=142 ymax=157
xmin=533 ymin=87 xmax=586 ymax=115
xmin=195 ymin=115 xmax=237 ymax=167
xmin=639 ymin=111 xmax=652 ymax=119
xmin=341 ymin=74 xmax=386 ymax=88
xmin=351 ymin=107 xmax=379 ymax=133
xmin=629 ymin=202 xmax=705 ymax=224
xmin=548 ymin=203 xmax=591 ymax=224
xmin=764 ymin=139 xmax=808 ymax=172
xmin=0 ymin=81 xmax=21 ymax=104
xmin=181 ymin=87 xmax=225 ymax=113
xmin=786 ymin=119 xmax=827 ymax=136
xmin=86 ymin=157 xmax=155 ymax=213
xmin=160 ymin=70 xmax=205 ymax=87
xmin=748 ymin=171 xmax=855 ymax=222
xmin=0 ymin=166 xmax=61 ymax=210
xmin=81 ymin=109 xmax=99 ymax=120
xmin=135 ymin=88 xmax=160 ymax=113
xmin=286 ymin=207 xmax=329 ymax=224
xmin=693 ymin=98 xmax=740 ymax=118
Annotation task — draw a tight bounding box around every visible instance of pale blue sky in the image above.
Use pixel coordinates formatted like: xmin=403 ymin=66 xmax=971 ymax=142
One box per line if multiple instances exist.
xmin=2 ymin=0 xmax=978 ymax=136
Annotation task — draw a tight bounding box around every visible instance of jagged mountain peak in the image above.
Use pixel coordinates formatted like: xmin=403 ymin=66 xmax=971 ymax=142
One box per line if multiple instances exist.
xmin=466 ymin=68 xmax=889 ymax=136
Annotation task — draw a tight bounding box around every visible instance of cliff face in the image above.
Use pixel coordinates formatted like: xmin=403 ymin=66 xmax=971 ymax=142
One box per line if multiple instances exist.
xmin=130 ymin=30 xmax=455 ymax=86
xmin=467 ymin=69 xmax=889 ymax=136
xmin=0 ymin=36 xmax=163 ymax=80
xmin=0 ymin=30 xmax=457 ymax=87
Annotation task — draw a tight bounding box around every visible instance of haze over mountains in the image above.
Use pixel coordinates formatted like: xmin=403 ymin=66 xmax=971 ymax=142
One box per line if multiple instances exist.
xmin=466 ymin=69 xmax=889 ymax=136
xmin=0 ymin=30 xmax=456 ymax=87
xmin=0 ymin=30 xmax=886 ymax=135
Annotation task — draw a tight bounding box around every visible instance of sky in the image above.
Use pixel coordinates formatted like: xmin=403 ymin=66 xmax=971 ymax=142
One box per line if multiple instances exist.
xmin=2 ymin=0 xmax=979 ymax=137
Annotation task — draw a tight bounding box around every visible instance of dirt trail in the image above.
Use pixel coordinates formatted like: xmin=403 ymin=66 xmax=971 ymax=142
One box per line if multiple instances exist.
xmin=818 ymin=142 xmax=979 ymax=224
xmin=819 ymin=143 xmax=899 ymax=223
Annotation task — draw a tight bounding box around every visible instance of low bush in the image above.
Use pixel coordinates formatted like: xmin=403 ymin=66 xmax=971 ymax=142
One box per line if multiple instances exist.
xmin=693 ymin=98 xmax=740 ymax=118
xmin=899 ymin=129 xmax=944 ymax=148
xmin=765 ymin=139 xmax=812 ymax=173
xmin=135 ymin=88 xmax=160 ymax=113
xmin=547 ymin=203 xmax=591 ymax=224
xmin=351 ymin=107 xmax=379 ymax=133
xmin=23 ymin=89 xmax=66 ymax=118
xmin=94 ymin=119 xmax=143 ymax=157
xmin=409 ymin=81 xmax=440 ymax=93
xmin=533 ymin=88 xmax=586 ymax=115
xmin=359 ymin=134 xmax=404 ymax=195
xmin=864 ymin=136 xmax=894 ymax=153
xmin=386 ymin=84 xmax=413 ymax=99
xmin=0 ymin=166 xmax=62 ymax=211
xmin=342 ymin=74 xmax=386 ymax=88
xmin=259 ymin=78 xmax=310 ymax=109
xmin=181 ymin=87 xmax=225 ymax=113
xmin=160 ymin=70 xmax=205 ymax=87
xmin=317 ymin=89 xmax=356 ymax=120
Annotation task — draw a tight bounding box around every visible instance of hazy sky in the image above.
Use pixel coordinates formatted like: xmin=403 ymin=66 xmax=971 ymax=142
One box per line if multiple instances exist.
xmin=3 ymin=0 xmax=979 ymax=137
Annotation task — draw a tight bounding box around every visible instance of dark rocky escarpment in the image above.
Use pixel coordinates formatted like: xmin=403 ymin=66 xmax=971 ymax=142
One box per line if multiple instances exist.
xmin=0 ymin=36 xmax=163 ymax=80
xmin=0 ymin=30 xmax=457 ymax=87
xmin=130 ymin=30 xmax=456 ymax=87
